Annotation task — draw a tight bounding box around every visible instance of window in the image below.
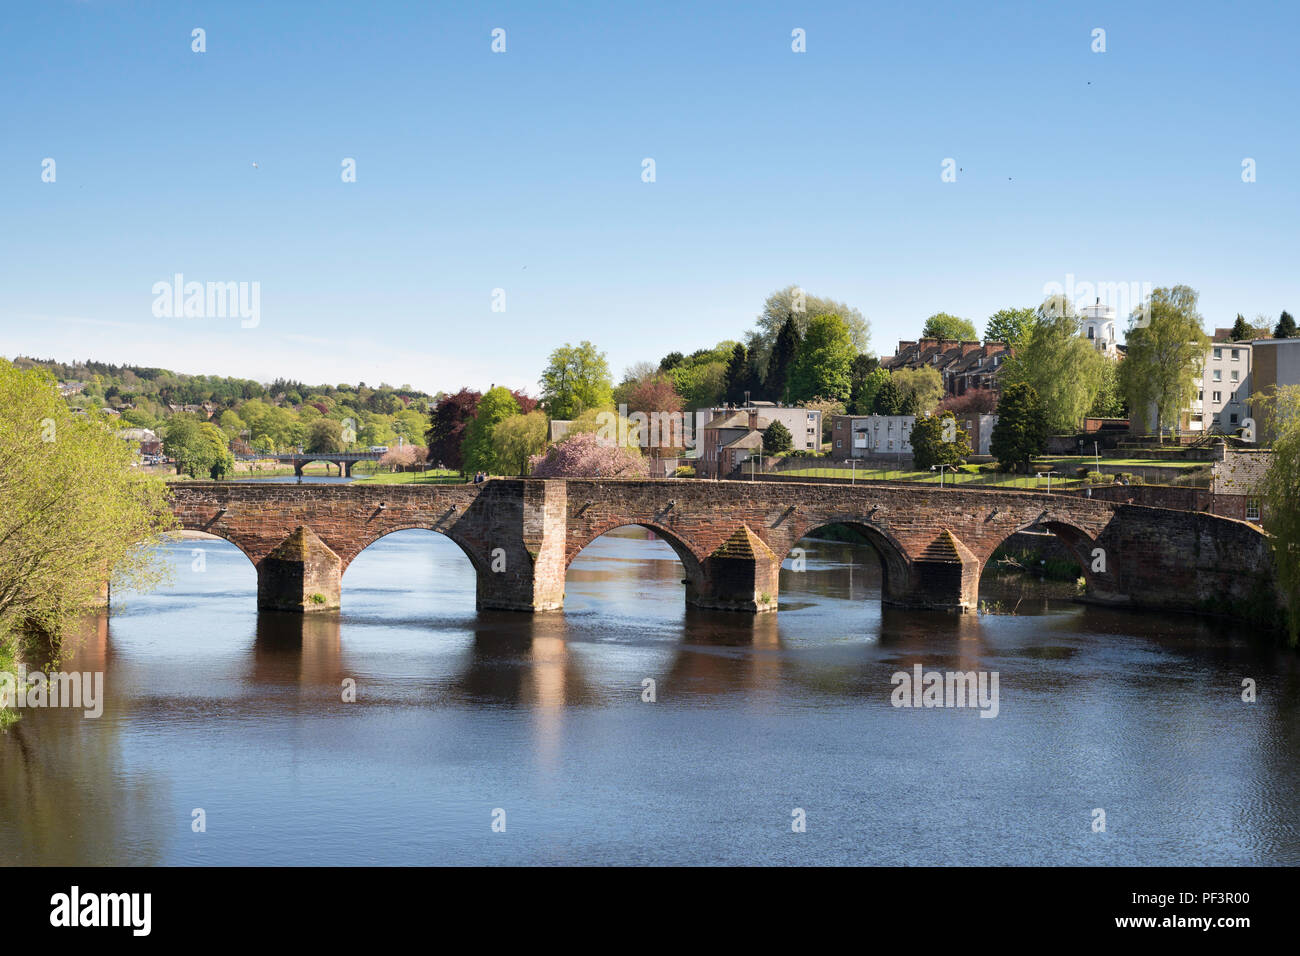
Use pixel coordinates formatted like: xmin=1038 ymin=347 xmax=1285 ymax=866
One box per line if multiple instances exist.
xmin=1198 ymin=389 xmax=1204 ymax=401
xmin=835 ymin=439 xmax=842 ymax=448
xmin=1213 ymin=391 xmax=1222 ymax=403
xmin=1088 ymin=327 xmax=1095 ymax=340
xmin=1212 ymin=369 xmax=1222 ymax=381
xmin=1246 ymin=498 xmax=1261 ymax=520
xmin=1231 ymin=370 xmax=1240 ymax=382
xmin=1213 ymin=347 xmax=1222 ymax=359
xmin=1230 ymin=413 xmax=1239 ymax=425
xmin=836 ymin=421 xmax=842 ymax=430
xmin=1231 ymin=349 xmax=1240 ymax=360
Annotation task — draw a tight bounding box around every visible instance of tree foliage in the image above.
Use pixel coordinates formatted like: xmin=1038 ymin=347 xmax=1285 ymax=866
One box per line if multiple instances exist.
xmin=0 ymin=359 xmax=174 ymax=686
xmin=1274 ymin=310 xmax=1297 ymax=339
xmin=1258 ymin=386 xmax=1300 ymax=644
xmin=762 ymin=420 xmax=793 ymax=453
xmin=921 ymin=312 xmax=977 ymax=342
xmin=990 ymin=382 xmax=1048 ymax=470
xmin=1117 ymin=285 xmax=1209 ymax=436
xmin=983 ymin=307 xmax=1036 ymax=349
xmin=787 ymin=314 xmax=855 ymax=405
xmin=891 ymin=366 xmax=944 ymax=416
xmin=749 ymin=285 xmax=870 ymax=373
xmin=910 ymin=412 xmax=971 ymax=470
xmin=424 ymin=388 xmax=480 ymax=470
xmin=1002 ymin=299 xmax=1107 ymax=433
xmin=461 ymin=386 xmax=522 ymax=474
xmin=540 ymin=341 xmax=613 ymax=420
xmin=492 ymin=410 xmax=550 ymax=476
xmin=763 ymin=317 xmax=801 ymax=403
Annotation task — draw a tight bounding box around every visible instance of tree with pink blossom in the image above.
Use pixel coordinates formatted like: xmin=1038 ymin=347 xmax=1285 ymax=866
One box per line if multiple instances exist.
xmin=528 ymin=431 xmax=648 ymax=478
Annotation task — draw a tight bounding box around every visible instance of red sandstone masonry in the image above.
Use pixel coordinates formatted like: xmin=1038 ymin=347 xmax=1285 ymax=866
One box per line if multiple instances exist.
xmin=166 ymin=477 xmax=1280 ymax=620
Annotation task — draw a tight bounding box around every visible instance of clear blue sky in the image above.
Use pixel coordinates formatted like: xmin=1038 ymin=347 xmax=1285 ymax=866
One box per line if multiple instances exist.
xmin=2 ymin=0 xmax=1296 ymax=394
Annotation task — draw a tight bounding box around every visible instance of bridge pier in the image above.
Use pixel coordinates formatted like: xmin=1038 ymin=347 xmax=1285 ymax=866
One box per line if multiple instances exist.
xmin=686 ymin=526 xmax=781 ymax=612
xmin=883 ymin=531 xmax=981 ymax=613
xmin=256 ymin=526 xmax=341 ymax=612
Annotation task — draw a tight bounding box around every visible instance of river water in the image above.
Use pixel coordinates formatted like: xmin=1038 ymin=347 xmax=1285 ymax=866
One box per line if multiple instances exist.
xmin=3 ymin=523 xmax=1298 ymax=866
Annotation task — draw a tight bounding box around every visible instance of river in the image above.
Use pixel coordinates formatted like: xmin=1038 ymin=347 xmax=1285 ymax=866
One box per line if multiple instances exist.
xmin=2 ymin=523 xmax=1298 ymax=865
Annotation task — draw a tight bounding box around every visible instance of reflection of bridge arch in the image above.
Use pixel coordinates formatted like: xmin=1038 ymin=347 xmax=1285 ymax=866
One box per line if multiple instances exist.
xmin=783 ymin=519 xmax=911 ymax=600
xmin=565 ymin=521 xmax=708 ymax=604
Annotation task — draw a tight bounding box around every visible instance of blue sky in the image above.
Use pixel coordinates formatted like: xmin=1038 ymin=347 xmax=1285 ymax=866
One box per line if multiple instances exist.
xmin=2 ymin=0 xmax=1297 ymax=394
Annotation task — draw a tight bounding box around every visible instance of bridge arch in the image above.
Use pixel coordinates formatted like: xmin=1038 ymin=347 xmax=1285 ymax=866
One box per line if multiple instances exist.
xmin=343 ymin=523 xmax=490 ymax=576
xmin=978 ymin=514 xmax=1103 ymax=596
xmin=781 ymin=520 xmax=911 ymax=601
xmin=565 ymin=520 xmax=707 ymax=577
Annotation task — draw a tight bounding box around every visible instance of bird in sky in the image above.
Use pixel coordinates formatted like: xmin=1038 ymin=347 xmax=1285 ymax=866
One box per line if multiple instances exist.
xmin=251 ymin=162 xmax=259 ymax=169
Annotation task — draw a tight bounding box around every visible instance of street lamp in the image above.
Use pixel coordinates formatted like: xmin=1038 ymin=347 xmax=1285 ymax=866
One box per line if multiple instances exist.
xmin=1037 ymin=469 xmax=1061 ymax=494
xmin=930 ymin=463 xmax=958 ymax=488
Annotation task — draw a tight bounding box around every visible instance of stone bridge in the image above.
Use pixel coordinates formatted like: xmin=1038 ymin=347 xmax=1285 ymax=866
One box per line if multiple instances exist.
xmin=165 ymin=479 xmax=1278 ymax=622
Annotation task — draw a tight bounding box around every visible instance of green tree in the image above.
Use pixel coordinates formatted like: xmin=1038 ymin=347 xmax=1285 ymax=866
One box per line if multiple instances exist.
xmin=165 ymin=416 xmax=235 ymax=477
xmin=764 ymin=316 xmax=802 ymax=403
xmin=787 ymin=313 xmax=855 ymax=405
xmin=461 ymin=386 xmax=522 ymax=474
xmin=749 ymin=285 xmax=871 ymax=372
xmin=1088 ymin=359 xmax=1127 ymax=418
xmin=990 ymin=382 xmax=1048 ymax=471
xmin=922 ymin=312 xmax=977 ymax=341
xmin=910 ymin=412 xmax=971 ymax=470
xmin=1002 ymin=299 xmax=1107 ymax=433
xmin=306 ymin=417 xmax=344 ymax=454
xmin=984 ymin=307 xmax=1037 ymax=349
xmin=891 ymin=366 xmax=944 ymax=416
xmin=540 ymin=341 xmax=613 ymax=420
xmin=851 ymin=364 xmax=889 ymax=415
xmin=872 ymin=376 xmax=905 ymax=415
xmin=1258 ymin=385 xmax=1300 ymax=644
xmin=1274 ymin=310 xmax=1297 ymax=339
xmin=723 ymin=343 xmax=753 ymax=404
xmin=1230 ymin=314 xmax=1253 ymax=341
xmin=762 ymin=420 xmax=793 ymax=453
xmin=493 ymin=409 xmax=549 ymax=476
xmin=1 ymin=359 xmax=173 ymax=703
xmin=1117 ymin=285 xmax=1210 ymax=436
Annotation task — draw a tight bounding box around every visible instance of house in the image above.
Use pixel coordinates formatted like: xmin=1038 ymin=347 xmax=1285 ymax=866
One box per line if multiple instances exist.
xmin=699 ymin=405 xmax=821 ymax=478
xmin=879 ymin=339 xmax=1011 ymax=397
xmin=1210 ymin=445 xmax=1270 ymax=524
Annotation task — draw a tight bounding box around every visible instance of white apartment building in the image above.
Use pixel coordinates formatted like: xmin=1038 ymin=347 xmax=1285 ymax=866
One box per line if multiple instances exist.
xmin=830 ymin=415 xmax=915 ymax=457
xmin=1192 ymin=340 xmax=1251 ymax=432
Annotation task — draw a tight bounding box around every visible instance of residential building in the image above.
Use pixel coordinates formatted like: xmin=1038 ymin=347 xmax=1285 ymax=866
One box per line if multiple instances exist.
xmin=1249 ymin=337 xmax=1300 ymax=441
xmin=1146 ymin=331 xmax=1252 ymax=435
xmin=829 ymin=412 xmax=996 ymax=459
xmin=879 ymin=339 xmax=1010 ymax=397
xmin=699 ymin=404 xmax=821 ymax=478
xmin=829 ymin=414 xmax=915 ymax=459
xmin=1210 ymin=445 xmax=1270 ymax=525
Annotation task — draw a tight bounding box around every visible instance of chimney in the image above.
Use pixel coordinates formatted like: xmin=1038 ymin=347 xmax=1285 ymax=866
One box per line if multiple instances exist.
xmin=748 ymin=409 xmax=759 ymax=431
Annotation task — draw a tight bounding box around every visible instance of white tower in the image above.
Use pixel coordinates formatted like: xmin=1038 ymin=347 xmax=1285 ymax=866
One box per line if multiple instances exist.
xmin=1080 ymin=298 xmax=1117 ymax=356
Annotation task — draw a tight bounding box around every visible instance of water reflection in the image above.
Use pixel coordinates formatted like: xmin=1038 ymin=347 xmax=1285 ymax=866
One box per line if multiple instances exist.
xmin=1 ymin=526 xmax=1297 ymax=865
